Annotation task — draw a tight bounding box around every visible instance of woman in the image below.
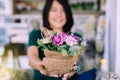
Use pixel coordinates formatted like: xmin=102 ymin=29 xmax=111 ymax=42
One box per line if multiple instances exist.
xmin=27 ymin=0 xmax=76 ymax=80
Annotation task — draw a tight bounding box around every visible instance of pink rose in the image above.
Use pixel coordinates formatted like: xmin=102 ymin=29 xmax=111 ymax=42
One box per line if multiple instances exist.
xmin=51 ymin=32 xmax=67 ymax=46
xmin=65 ymin=34 xmax=79 ymax=46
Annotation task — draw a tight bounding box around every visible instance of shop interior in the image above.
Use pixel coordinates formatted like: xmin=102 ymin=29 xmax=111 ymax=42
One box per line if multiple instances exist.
xmin=0 ymin=0 xmax=120 ymax=80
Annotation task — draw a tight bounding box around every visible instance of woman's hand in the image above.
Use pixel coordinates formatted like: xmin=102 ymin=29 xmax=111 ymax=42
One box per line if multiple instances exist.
xmin=39 ymin=65 xmax=60 ymax=78
xmin=62 ymin=63 xmax=81 ymax=80
xmin=62 ymin=72 xmax=74 ymax=80
xmin=39 ymin=61 xmax=47 ymax=75
xmin=48 ymin=74 xmax=59 ymax=77
xmin=71 ymin=63 xmax=78 ymax=71
xmin=62 ymin=63 xmax=77 ymax=80
xmin=39 ymin=61 xmax=59 ymax=77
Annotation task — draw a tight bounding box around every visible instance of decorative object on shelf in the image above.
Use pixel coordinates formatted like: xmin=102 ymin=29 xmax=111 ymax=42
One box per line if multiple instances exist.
xmin=100 ymin=0 xmax=106 ymax=12
xmin=69 ymin=0 xmax=99 ymax=11
xmin=13 ymin=0 xmax=101 ymax=14
xmin=15 ymin=1 xmax=33 ymax=12
xmin=0 ymin=1 xmax=5 ymax=10
xmin=95 ymin=14 xmax=105 ymax=53
xmin=0 ymin=27 xmax=8 ymax=46
xmin=0 ymin=35 xmax=23 ymax=80
xmin=14 ymin=0 xmax=45 ymax=14
xmin=96 ymin=71 xmax=120 ymax=80
xmin=72 ymin=15 xmax=96 ymax=41
xmin=0 ymin=1 xmax=6 ymax=15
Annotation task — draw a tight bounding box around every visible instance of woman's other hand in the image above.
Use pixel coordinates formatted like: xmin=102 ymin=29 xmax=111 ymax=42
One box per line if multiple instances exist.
xmin=39 ymin=61 xmax=59 ymax=77
xmin=62 ymin=72 xmax=75 ymax=80
xmin=71 ymin=63 xmax=78 ymax=71
xmin=39 ymin=61 xmax=47 ymax=75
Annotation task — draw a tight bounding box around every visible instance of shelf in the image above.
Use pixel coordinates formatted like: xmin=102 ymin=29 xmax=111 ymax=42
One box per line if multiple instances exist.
xmin=13 ymin=0 xmax=45 ymax=14
xmin=14 ymin=10 xmax=101 ymax=18
xmin=73 ymin=10 xmax=101 ymax=14
xmin=14 ymin=10 xmax=42 ymax=14
xmin=13 ymin=0 xmax=101 ymax=18
xmin=15 ymin=0 xmax=43 ymax=1
xmin=73 ymin=10 xmax=101 ymax=17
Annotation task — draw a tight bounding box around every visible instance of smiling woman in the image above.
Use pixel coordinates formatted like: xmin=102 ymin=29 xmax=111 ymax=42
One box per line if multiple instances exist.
xmin=43 ymin=0 xmax=73 ymax=33
xmin=27 ymin=0 xmax=75 ymax=80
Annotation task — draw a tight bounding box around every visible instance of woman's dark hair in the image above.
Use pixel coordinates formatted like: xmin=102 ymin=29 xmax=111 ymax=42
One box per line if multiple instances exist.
xmin=43 ymin=0 xmax=74 ymax=32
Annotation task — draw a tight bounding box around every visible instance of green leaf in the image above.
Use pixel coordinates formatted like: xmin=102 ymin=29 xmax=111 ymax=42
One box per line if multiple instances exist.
xmin=59 ymin=44 xmax=69 ymax=51
xmin=60 ymin=49 xmax=68 ymax=56
xmin=69 ymin=50 xmax=76 ymax=56
xmin=57 ymin=47 xmax=62 ymax=52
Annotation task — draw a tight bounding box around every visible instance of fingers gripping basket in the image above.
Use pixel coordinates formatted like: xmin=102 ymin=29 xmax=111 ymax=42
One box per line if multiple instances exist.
xmin=43 ymin=49 xmax=78 ymax=75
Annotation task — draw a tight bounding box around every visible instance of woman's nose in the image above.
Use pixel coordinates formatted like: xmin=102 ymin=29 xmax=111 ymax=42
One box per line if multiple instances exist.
xmin=56 ymin=10 xmax=62 ymax=17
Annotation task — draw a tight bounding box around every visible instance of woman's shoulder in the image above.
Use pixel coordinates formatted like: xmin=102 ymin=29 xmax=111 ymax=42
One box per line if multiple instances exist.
xmin=29 ymin=29 xmax=41 ymax=34
xmin=29 ymin=29 xmax=43 ymax=40
xmin=29 ymin=29 xmax=42 ymax=36
xmin=28 ymin=29 xmax=43 ymax=46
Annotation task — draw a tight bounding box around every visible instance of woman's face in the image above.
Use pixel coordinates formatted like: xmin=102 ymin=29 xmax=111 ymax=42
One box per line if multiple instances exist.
xmin=48 ymin=0 xmax=66 ymax=30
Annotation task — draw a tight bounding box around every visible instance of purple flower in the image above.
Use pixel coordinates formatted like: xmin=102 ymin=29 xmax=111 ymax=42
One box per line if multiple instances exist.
xmin=51 ymin=32 xmax=67 ymax=46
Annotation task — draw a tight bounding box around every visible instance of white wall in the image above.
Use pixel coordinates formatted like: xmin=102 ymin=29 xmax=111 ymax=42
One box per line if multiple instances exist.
xmin=115 ymin=0 xmax=120 ymax=75
xmin=105 ymin=0 xmax=120 ymax=75
xmin=105 ymin=0 xmax=116 ymax=72
xmin=0 ymin=0 xmax=13 ymax=15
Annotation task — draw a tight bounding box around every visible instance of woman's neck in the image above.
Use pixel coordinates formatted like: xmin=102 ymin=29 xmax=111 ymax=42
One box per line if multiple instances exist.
xmin=53 ymin=28 xmax=63 ymax=34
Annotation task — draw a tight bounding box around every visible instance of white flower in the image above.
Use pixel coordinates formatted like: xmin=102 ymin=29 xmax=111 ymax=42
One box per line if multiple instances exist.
xmin=42 ymin=37 xmax=51 ymax=44
xmin=81 ymin=41 xmax=87 ymax=46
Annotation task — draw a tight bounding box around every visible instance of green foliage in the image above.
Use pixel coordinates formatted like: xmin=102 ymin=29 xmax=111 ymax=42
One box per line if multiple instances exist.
xmin=37 ymin=32 xmax=84 ymax=56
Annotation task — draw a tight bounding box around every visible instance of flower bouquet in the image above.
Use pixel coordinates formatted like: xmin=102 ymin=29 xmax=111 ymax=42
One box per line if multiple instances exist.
xmin=37 ymin=29 xmax=84 ymax=75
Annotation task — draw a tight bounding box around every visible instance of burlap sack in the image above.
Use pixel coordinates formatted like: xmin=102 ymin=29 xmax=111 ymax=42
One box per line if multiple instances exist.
xmin=43 ymin=49 xmax=79 ymax=75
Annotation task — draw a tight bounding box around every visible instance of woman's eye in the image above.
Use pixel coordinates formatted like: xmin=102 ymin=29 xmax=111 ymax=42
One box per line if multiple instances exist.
xmin=50 ymin=8 xmax=65 ymax=12
xmin=51 ymin=9 xmax=57 ymax=12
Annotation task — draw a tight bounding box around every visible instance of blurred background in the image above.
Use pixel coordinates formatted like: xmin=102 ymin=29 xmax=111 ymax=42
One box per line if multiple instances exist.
xmin=0 ymin=0 xmax=120 ymax=80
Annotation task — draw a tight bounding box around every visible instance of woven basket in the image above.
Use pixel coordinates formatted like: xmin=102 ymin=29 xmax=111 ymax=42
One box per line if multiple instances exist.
xmin=43 ymin=49 xmax=78 ymax=75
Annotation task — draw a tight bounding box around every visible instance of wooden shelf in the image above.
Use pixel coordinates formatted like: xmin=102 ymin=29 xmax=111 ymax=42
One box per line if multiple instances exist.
xmin=13 ymin=0 xmax=101 ymax=18
xmin=73 ymin=10 xmax=101 ymax=17
xmin=14 ymin=10 xmax=101 ymax=18
xmin=14 ymin=10 xmax=42 ymax=14
xmin=15 ymin=0 xmax=44 ymax=1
